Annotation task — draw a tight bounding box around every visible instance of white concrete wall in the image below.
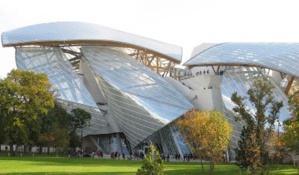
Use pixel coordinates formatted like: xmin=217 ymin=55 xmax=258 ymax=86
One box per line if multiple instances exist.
xmin=0 ymin=145 xmax=56 ymax=153
xmin=165 ymin=74 xmax=223 ymax=111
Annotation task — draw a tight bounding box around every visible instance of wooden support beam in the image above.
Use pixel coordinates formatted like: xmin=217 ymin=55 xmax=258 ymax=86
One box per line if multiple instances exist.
xmin=285 ymin=76 xmax=295 ymax=95
xmin=11 ymin=40 xmax=181 ymax=64
xmin=61 ymin=48 xmax=81 ymax=56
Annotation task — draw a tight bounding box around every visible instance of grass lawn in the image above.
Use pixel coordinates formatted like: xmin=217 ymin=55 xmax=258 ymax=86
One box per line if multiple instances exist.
xmin=0 ymin=155 xmax=297 ymax=175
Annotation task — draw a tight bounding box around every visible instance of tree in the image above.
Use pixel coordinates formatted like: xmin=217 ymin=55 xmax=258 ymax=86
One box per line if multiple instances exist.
xmin=282 ymin=89 xmax=299 ymax=156
xmin=136 ymin=143 xmax=164 ymax=175
xmin=69 ymin=130 xmax=81 ymax=148
xmin=231 ymin=76 xmax=283 ymax=174
xmin=0 ymin=90 xmax=6 ymax=151
xmin=267 ymin=130 xmax=285 ymax=164
xmin=71 ymin=108 xmax=92 ymax=130
xmin=0 ymin=69 xmax=54 ymax=155
xmin=0 ymin=116 xmax=5 ymax=151
xmin=38 ymin=102 xmax=72 ymax=153
xmin=70 ymin=108 xmax=92 ymax=150
xmin=282 ymin=121 xmax=299 ymax=166
xmin=176 ymin=109 xmax=232 ymax=175
xmin=289 ymin=90 xmax=299 ymax=120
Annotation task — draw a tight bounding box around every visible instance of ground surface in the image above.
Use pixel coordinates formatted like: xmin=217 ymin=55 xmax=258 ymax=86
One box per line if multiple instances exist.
xmin=0 ymin=155 xmax=298 ymax=174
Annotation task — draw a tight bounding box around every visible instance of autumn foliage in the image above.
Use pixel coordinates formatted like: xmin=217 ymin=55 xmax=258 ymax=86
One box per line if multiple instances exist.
xmin=176 ymin=109 xmax=232 ymax=174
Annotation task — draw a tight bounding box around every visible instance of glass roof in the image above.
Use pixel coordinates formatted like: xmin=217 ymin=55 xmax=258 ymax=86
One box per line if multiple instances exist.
xmin=184 ymin=43 xmax=299 ymax=77
xmin=16 ymin=47 xmax=97 ymax=107
xmin=2 ymin=22 xmax=182 ymax=62
xmin=81 ymin=46 xmax=193 ymax=123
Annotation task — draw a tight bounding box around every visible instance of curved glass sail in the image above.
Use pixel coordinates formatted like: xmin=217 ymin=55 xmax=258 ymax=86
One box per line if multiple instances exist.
xmin=81 ymin=46 xmax=193 ymax=147
xmin=185 ymin=43 xmax=299 ymax=77
xmin=16 ymin=47 xmax=97 ymax=108
xmin=2 ymin=22 xmax=182 ymax=62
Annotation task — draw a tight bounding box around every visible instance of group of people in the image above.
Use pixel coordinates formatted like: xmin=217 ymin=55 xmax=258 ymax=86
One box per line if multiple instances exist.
xmin=195 ymin=69 xmax=210 ymax=76
xmin=161 ymin=153 xmax=197 ymax=162
xmin=161 ymin=153 xmax=170 ymax=162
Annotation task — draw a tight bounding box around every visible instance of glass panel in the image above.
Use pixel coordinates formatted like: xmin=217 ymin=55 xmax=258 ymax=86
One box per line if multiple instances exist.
xmin=16 ymin=47 xmax=97 ymax=108
xmin=185 ymin=43 xmax=299 ymax=77
xmin=82 ymin=46 xmax=193 ymax=147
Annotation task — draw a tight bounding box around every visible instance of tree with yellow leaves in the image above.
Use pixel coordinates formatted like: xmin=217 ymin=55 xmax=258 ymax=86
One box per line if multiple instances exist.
xmin=176 ymin=109 xmax=232 ymax=175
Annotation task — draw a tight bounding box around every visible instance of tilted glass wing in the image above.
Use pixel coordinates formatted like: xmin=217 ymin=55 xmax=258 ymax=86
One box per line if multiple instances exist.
xmin=2 ymin=22 xmax=182 ymax=62
xmin=16 ymin=47 xmax=97 ymax=108
xmin=185 ymin=43 xmax=299 ymax=77
xmin=81 ymin=46 xmax=193 ymax=147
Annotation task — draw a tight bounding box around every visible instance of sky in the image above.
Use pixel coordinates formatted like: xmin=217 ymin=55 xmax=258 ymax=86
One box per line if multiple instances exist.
xmin=1 ymin=0 xmax=299 ymax=78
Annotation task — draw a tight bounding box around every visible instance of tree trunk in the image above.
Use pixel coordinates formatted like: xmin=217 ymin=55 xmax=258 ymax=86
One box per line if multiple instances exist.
xmin=15 ymin=145 xmax=19 ymax=156
xmin=199 ymin=152 xmax=205 ymax=175
xmin=29 ymin=145 xmax=32 ymax=155
xmin=39 ymin=146 xmax=42 ymax=154
xmin=209 ymin=162 xmax=214 ymax=175
xmin=9 ymin=144 xmax=14 ymax=156
xmin=24 ymin=145 xmax=28 ymax=154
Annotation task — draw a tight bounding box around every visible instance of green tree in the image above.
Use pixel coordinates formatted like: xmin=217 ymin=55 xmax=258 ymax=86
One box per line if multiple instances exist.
xmin=289 ymin=90 xmax=299 ymax=120
xmin=0 ymin=99 xmax=6 ymax=151
xmin=38 ymin=102 xmax=72 ymax=153
xmin=177 ymin=109 xmax=232 ymax=175
xmin=69 ymin=130 xmax=81 ymax=148
xmin=136 ymin=143 xmax=164 ymax=175
xmin=281 ymin=89 xmax=299 ymax=165
xmin=71 ymin=108 xmax=92 ymax=150
xmin=231 ymin=76 xmax=283 ymax=174
xmin=282 ymin=121 xmax=299 ymax=165
xmin=235 ymin=126 xmax=250 ymax=169
xmin=0 ymin=69 xmax=54 ymax=155
xmin=71 ymin=108 xmax=92 ymax=130
xmin=0 ymin=79 xmax=6 ymax=151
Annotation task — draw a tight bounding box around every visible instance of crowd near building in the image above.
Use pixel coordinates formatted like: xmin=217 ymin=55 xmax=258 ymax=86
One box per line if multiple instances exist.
xmin=2 ymin=22 xmax=299 ymax=159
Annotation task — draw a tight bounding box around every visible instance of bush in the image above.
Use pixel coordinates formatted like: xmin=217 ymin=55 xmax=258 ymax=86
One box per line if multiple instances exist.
xmin=136 ymin=144 xmax=164 ymax=175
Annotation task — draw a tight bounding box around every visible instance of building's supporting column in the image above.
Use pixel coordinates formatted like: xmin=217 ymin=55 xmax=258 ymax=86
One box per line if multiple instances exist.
xmin=285 ymin=76 xmax=295 ymax=95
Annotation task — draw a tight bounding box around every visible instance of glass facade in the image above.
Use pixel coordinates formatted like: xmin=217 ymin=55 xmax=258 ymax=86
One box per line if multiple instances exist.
xmin=15 ymin=47 xmax=107 ymax=136
xmin=13 ymin=45 xmax=192 ymax=151
xmin=81 ymin=46 xmax=193 ymax=147
xmin=185 ymin=43 xmax=299 ymax=77
xmin=16 ymin=47 xmax=97 ymax=107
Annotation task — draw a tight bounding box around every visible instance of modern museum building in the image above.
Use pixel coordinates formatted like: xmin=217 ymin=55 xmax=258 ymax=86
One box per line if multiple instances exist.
xmin=2 ymin=22 xmax=298 ymax=158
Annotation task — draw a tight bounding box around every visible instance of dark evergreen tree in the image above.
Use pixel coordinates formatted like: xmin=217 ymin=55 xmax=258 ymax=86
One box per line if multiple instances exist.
xmin=69 ymin=130 xmax=81 ymax=148
xmin=71 ymin=108 xmax=92 ymax=130
xmin=235 ymin=126 xmax=250 ymax=169
xmin=231 ymin=76 xmax=283 ymax=174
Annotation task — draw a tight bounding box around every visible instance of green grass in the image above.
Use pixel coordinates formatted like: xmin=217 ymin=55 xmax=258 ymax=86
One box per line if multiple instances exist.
xmin=0 ymin=155 xmax=297 ymax=175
